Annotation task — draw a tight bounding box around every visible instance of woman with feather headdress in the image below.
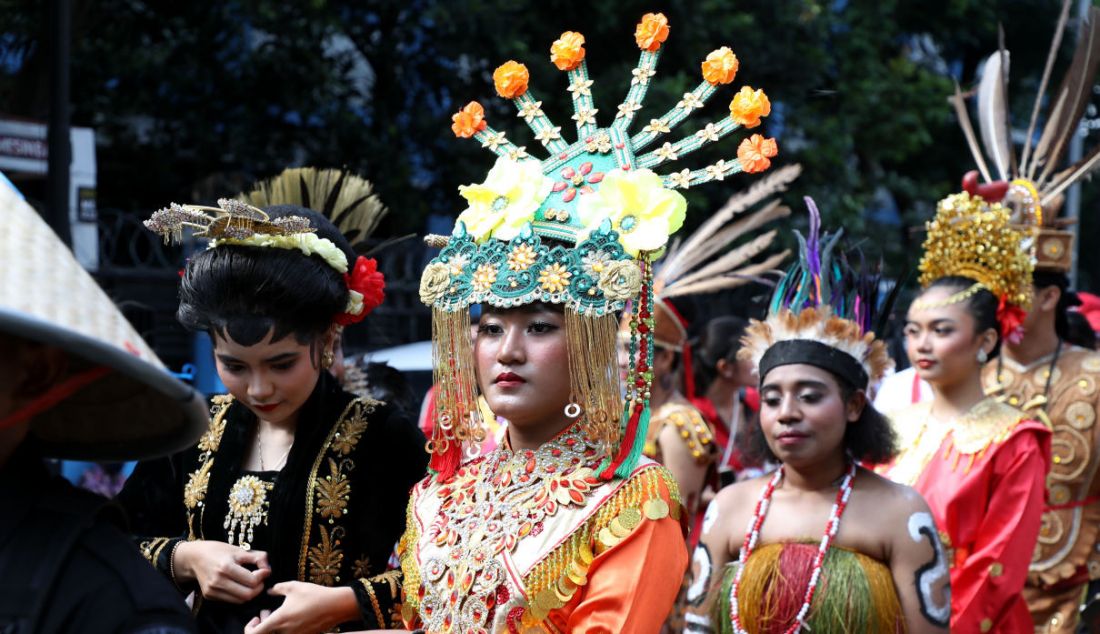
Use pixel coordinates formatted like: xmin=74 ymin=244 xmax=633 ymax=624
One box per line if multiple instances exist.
xmin=118 ymin=168 xmax=428 ymax=634
xmin=625 ymin=164 xmax=798 ymax=551
xmin=688 ymin=199 xmax=950 ymax=634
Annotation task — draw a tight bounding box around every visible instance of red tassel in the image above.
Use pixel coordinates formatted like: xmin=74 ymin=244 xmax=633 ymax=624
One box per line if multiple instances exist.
xmin=681 ymin=342 xmax=696 ymax=400
xmin=430 ymin=437 xmax=462 ymax=482
xmin=601 ymin=404 xmax=642 ymax=479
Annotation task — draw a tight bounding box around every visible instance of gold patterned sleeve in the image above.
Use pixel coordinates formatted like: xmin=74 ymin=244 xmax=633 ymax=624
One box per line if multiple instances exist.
xmin=661 ymin=407 xmax=716 ymax=466
xmin=350 ymin=569 xmax=405 ymax=629
xmin=116 ymin=450 xmax=197 ymax=595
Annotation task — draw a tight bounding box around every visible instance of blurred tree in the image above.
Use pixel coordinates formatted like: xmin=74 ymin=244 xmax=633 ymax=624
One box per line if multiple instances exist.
xmin=0 ymin=0 xmax=1086 ymax=284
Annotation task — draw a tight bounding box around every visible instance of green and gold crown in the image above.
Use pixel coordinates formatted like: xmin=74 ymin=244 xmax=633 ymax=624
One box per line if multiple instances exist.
xmin=420 ymin=12 xmax=780 ymax=482
xmin=420 ymin=12 xmax=778 ymax=316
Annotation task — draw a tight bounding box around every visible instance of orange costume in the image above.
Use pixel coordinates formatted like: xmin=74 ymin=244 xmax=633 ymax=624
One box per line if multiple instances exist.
xmin=408 ymin=10 xmax=781 ymax=632
xmin=884 ymin=398 xmax=1051 ymax=631
xmin=399 ymin=425 xmax=686 ymax=632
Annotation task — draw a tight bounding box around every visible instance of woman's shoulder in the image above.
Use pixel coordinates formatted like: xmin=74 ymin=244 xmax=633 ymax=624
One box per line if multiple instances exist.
xmin=711 ymin=473 xmax=770 ymax=515
xmin=853 ymin=467 xmax=930 ymax=515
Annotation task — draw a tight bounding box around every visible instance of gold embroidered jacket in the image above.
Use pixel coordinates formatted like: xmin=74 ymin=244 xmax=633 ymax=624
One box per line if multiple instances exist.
xmin=118 ymin=373 xmax=428 ymax=632
xmin=984 ymin=345 xmax=1100 ymax=632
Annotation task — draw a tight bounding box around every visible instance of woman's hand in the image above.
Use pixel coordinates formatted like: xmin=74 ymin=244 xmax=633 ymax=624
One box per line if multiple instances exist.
xmin=173 ymin=540 xmax=270 ymax=604
xmin=243 ymin=582 xmax=358 ymax=634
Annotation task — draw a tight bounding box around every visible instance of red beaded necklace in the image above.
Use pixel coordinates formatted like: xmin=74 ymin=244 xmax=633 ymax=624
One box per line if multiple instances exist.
xmin=728 ymin=461 xmax=857 ymax=634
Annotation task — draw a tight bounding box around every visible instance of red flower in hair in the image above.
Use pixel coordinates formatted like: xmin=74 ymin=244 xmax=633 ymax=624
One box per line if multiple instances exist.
xmin=997 ymin=295 xmax=1027 ymax=345
xmin=336 ymin=256 xmax=385 ymax=326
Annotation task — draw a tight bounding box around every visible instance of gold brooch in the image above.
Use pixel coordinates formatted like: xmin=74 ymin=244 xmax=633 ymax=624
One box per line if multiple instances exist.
xmin=224 ymin=475 xmax=274 ymax=550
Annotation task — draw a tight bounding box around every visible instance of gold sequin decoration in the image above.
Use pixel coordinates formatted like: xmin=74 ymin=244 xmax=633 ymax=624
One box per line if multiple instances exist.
xmin=519 ymin=464 xmax=681 ymax=624
xmin=1066 ymin=401 xmax=1096 ymax=431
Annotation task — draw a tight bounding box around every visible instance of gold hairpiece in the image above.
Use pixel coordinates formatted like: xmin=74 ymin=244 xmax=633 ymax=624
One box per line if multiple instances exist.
xmin=918 ymin=192 xmax=1034 ymax=309
xmin=144 ymin=198 xmax=314 ymax=244
xmin=910 ymin=282 xmax=988 ymax=312
xmin=144 ymin=198 xmax=353 ymax=274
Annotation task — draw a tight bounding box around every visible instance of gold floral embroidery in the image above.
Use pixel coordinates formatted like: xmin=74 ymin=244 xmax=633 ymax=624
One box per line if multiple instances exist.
xmin=352 ymin=556 xmax=372 ymax=579
xmin=317 ymin=458 xmax=352 ymax=520
xmin=332 ymin=407 xmax=369 ymax=456
xmin=184 ymin=399 xmax=233 ymax=511
xmin=308 ymin=524 xmax=345 ymax=586
xmin=183 ymin=458 xmax=214 ymax=509
xmin=139 ymin=537 xmax=171 ymax=565
xmin=370 ymin=569 xmax=403 ymax=596
xmin=298 ymin=399 xmax=379 ymax=583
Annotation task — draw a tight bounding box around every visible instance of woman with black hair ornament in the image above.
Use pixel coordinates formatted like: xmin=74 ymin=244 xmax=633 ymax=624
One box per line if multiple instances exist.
xmin=686 ymin=199 xmax=950 ymax=634
xmin=120 ymin=169 xmax=428 ymax=634
xmin=881 ymin=190 xmax=1051 ymax=632
xmin=399 ymin=12 xmax=782 ymax=632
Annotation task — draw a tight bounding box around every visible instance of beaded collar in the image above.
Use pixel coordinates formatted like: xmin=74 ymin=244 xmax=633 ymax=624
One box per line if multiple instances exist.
xmin=419 ymin=424 xmax=605 ymax=632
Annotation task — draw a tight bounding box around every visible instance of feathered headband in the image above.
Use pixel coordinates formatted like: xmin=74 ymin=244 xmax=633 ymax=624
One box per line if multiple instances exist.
xmin=740 ymin=198 xmax=896 ymax=389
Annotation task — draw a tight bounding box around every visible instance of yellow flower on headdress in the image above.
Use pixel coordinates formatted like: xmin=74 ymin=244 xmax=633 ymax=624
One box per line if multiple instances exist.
xmin=457 ymin=157 xmax=553 ymax=243
xmin=551 ymin=32 xmax=586 ymax=71
xmin=538 ymin=262 xmax=572 ymax=293
xmin=577 ymin=168 xmax=686 ymax=258
xmin=729 ymin=86 xmax=771 ymax=129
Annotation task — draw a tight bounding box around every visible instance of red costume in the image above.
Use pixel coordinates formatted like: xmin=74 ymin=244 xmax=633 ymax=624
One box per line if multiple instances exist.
xmin=882 ymin=399 xmax=1051 ymax=631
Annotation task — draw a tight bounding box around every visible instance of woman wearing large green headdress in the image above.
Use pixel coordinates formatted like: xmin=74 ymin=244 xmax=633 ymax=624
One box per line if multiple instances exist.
xmin=399 ymin=12 xmax=782 ymax=632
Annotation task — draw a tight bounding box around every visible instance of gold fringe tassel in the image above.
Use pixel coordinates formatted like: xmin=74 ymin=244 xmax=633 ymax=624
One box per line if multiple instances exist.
xmin=564 ymin=310 xmax=623 ymax=455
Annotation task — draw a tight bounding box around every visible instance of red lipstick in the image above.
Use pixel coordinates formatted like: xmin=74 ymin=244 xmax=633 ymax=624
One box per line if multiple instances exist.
xmin=495 ymin=372 xmax=526 ymax=387
xmin=254 ymin=403 xmax=280 ymax=413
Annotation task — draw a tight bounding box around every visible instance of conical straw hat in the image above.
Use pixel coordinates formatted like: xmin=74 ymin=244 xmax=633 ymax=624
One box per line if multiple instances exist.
xmin=0 ymin=181 xmax=207 ymax=460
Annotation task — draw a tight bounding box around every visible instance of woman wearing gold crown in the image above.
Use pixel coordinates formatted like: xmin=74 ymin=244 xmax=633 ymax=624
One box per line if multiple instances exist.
xmin=687 ymin=198 xmax=950 ymax=634
xmin=398 ymin=13 xmax=780 ymax=633
xmin=880 ymin=192 xmax=1052 ymax=631
xmin=119 ymin=169 xmax=428 ymax=634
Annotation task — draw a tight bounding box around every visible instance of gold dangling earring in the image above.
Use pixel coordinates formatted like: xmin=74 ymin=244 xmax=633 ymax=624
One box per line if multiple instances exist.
xmin=322 ymin=350 xmax=335 ymax=369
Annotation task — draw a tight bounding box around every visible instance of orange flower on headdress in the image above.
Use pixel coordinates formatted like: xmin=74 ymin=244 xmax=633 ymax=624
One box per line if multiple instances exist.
xmin=493 ymin=61 xmax=530 ymax=99
xmin=634 ymin=13 xmax=670 ymax=52
xmin=729 ymin=86 xmax=771 ymax=129
xmin=737 ymin=135 xmax=778 ymax=174
xmin=451 ymin=101 xmax=487 ymax=138
xmin=701 ymin=47 xmax=739 ymax=85
xmin=551 ymin=31 xmax=586 ymax=71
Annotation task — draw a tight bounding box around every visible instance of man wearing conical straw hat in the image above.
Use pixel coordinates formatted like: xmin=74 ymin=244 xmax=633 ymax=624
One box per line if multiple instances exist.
xmin=0 ymin=180 xmax=208 ymax=631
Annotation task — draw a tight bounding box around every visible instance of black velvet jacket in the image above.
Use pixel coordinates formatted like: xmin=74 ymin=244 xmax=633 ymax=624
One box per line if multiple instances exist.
xmin=117 ymin=372 xmax=428 ymax=632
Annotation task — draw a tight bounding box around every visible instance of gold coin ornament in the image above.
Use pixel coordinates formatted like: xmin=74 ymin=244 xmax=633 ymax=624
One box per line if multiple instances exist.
xmin=643 ymin=497 xmax=670 ymax=520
